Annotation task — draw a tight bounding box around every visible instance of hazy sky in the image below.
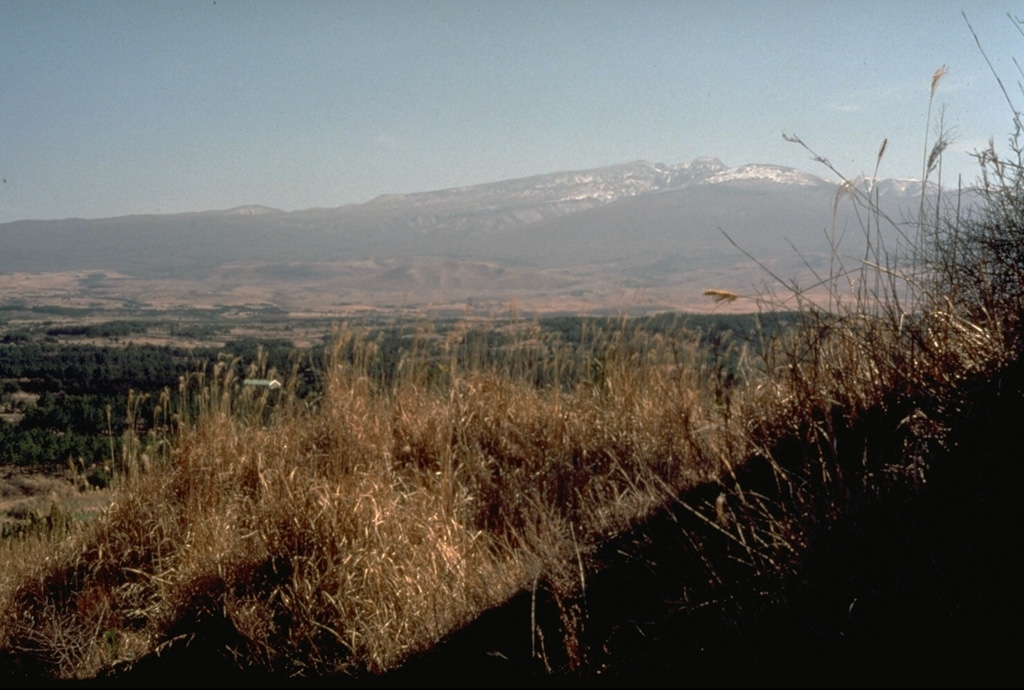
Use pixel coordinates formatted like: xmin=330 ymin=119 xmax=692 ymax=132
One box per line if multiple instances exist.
xmin=1 ymin=0 xmax=1021 ymax=222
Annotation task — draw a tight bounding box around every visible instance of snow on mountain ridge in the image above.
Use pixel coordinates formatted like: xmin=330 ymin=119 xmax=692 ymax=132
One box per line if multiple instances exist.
xmin=366 ymin=160 xmax=679 ymax=211
xmin=703 ymin=164 xmax=829 ymax=187
xmin=361 ymin=158 xmax=898 ymax=221
xmin=848 ymin=176 xmax=941 ymax=198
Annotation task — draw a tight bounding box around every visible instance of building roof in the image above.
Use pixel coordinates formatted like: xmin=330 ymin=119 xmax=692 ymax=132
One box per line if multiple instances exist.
xmin=243 ymin=378 xmax=282 ymax=389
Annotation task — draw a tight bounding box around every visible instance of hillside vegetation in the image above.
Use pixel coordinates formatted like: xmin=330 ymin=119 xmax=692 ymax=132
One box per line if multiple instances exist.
xmin=2 ymin=65 xmax=1024 ymax=686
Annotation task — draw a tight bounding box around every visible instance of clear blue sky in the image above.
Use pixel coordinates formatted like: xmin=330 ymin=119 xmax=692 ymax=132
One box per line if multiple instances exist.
xmin=1 ymin=0 xmax=1020 ymax=222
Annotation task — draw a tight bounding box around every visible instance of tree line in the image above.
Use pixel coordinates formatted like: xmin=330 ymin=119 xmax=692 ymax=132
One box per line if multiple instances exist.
xmin=0 ymin=313 xmax=772 ymax=469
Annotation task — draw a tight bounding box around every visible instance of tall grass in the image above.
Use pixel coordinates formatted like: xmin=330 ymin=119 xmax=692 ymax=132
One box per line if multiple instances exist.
xmin=0 ymin=314 xmax=743 ymax=679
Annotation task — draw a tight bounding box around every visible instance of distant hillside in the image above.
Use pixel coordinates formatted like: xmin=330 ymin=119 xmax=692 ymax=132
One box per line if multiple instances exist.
xmin=0 ymin=159 xmax=949 ymax=273
xmin=0 ymin=159 xmax=965 ymax=315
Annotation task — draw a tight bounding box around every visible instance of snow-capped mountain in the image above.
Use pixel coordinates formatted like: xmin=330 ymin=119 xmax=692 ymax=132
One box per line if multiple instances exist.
xmin=363 ymin=159 xmax=683 ymax=212
xmin=703 ymin=164 xmax=830 ymax=187
xmin=360 ymin=157 xmax=830 ymax=214
xmin=0 ymin=157 xmax=955 ymax=283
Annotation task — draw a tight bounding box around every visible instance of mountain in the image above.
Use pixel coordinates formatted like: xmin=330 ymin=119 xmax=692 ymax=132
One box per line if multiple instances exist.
xmin=0 ymin=158 xmax=962 ymax=313
xmin=702 ymin=163 xmax=830 ymax=187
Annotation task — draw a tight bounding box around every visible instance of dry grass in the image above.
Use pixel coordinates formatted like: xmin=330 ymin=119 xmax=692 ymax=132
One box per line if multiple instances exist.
xmin=0 ymin=319 xmax=739 ymax=680
xmin=3 ymin=226 xmax=1017 ymax=680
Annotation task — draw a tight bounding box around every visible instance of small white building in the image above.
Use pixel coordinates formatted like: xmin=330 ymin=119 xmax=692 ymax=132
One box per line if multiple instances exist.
xmin=243 ymin=378 xmax=282 ymax=390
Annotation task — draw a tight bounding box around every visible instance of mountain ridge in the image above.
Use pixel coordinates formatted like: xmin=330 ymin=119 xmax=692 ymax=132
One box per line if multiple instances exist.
xmin=0 ymin=157 xmax=960 ymax=314
xmin=2 ymin=157 xmax=938 ymax=225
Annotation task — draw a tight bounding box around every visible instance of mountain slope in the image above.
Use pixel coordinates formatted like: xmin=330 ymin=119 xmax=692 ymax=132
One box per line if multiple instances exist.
xmin=0 ymin=158 xmax=954 ymax=312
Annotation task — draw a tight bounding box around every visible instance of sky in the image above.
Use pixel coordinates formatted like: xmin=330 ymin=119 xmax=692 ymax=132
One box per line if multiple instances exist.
xmin=1 ymin=0 xmax=1022 ymax=223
